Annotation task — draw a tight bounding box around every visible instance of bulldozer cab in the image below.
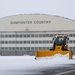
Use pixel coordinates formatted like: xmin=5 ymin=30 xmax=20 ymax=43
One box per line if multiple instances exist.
xmin=52 ymin=35 xmax=68 ymax=50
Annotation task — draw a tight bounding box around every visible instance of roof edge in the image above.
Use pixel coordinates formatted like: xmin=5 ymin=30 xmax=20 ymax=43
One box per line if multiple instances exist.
xmin=0 ymin=13 xmax=75 ymax=22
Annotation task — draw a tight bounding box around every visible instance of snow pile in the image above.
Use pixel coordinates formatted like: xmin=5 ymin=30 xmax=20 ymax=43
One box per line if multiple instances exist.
xmin=37 ymin=53 xmax=69 ymax=60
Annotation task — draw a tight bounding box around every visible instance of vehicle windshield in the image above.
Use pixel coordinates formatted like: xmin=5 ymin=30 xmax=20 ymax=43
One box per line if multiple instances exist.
xmin=54 ymin=37 xmax=66 ymax=45
xmin=57 ymin=37 xmax=64 ymax=42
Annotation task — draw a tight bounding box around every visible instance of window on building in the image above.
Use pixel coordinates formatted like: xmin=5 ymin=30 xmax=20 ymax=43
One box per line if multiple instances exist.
xmin=13 ymin=47 xmax=15 ymax=50
xmin=24 ymin=41 xmax=26 ymax=44
xmin=69 ymin=47 xmax=72 ymax=50
xmin=9 ymin=47 xmax=11 ymax=50
xmin=43 ymin=34 xmax=46 ymax=37
xmin=73 ymin=47 xmax=75 ymax=50
xmin=69 ymin=40 xmax=72 ymax=43
xmin=20 ymin=35 xmax=22 ymax=37
xmin=21 ymin=47 xmax=24 ymax=50
xmin=53 ymin=34 xmax=56 ymax=37
xmin=0 ymin=47 xmax=1 ymax=50
xmin=16 ymin=41 xmax=19 ymax=44
xmin=12 ymin=41 xmax=15 ymax=44
xmin=31 ymin=34 xmax=34 ymax=37
xmin=35 ymin=47 xmax=38 ymax=50
xmin=9 ymin=41 xmax=11 ymax=44
xmin=31 ymin=47 xmax=34 ymax=50
xmin=24 ymin=35 xmax=26 ymax=37
xmin=46 ymin=34 xmax=49 ymax=37
xmin=50 ymin=41 xmax=53 ymax=43
xmin=46 ymin=47 xmax=50 ymax=50
xmin=27 ymin=35 xmax=30 ymax=37
xmin=20 ymin=41 xmax=22 ymax=44
xmin=43 ymin=41 xmax=46 ymax=44
xmin=24 ymin=47 xmax=26 ymax=50
xmin=50 ymin=34 xmax=53 ymax=37
xmin=5 ymin=47 xmax=8 ymax=50
xmin=39 ymin=34 xmax=42 ymax=37
xmin=35 ymin=41 xmax=38 ymax=44
xmin=20 ymin=47 xmax=22 ymax=50
xmin=43 ymin=47 xmax=45 ymax=50
xmin=31 ymin=41 xmax=34 ymax=44
xmin=39 ymin=47 xmax=42 ymax=50
xmin=1 ymin=41 xmax=4 ymax=44
xmin=27 ymin=47 xmax=30 ymax=50
xmin=39 ymin=41 xmax=42 ymax=44
xmin=5 ymin=41 xmax=8 ymax=44
xmin=9 ymin=35 xmax=12 ymax=37
xmin=46 ymin=41 xmax=49 ymax=43
xmin=5 ymin=35 xmax=8 ymax=37
xmin=35 ymin=34 xmax=38 ymax=37
xmin=2 ymin=47 xmax=4 ymax=50
xmin=73 ymin=40 xmax=75 ymax=43
xmin=16 ymin=34 xmax=18 ymax=37
xmin=73 ymin=34 xmax=75 ymax=37
xmin=69 ymin=34 xmax=72 ymax=37
xmin=13 ymin=35 xmax=16 ymax=37
xmin=27 ymin=41 xmax=30 ymax=44
xmin=1 ymin=35 xmax=4 ymax=37
xmin=16 ymin=47 xmax=19 ymax=50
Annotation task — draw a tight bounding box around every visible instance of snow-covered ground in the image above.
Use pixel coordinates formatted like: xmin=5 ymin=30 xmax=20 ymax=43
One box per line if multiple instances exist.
xmin=0 ymin=54 xmax=75 ymax=74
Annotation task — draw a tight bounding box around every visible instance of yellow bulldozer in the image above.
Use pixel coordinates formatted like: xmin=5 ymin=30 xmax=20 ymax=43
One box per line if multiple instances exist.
xmin=35 ymin=35 xmax=73 ymax=59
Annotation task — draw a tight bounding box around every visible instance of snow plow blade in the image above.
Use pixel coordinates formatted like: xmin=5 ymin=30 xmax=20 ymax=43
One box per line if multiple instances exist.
xmin=35 ymin=35 xmax=73 ymax=59
xmin=35 ymin=46 xmax=73 ymax=59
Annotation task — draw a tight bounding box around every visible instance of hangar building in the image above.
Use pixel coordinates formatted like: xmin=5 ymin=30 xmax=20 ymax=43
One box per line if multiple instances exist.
xmin=0 ymin=14 xmax=75 ymax=55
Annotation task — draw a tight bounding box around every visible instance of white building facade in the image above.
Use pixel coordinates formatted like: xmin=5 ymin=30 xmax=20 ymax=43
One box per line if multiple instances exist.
xmin=0 ymin=14 xmax=75 ymax=55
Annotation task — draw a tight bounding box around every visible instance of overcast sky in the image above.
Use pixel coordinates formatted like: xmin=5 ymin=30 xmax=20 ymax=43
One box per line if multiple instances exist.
xmin=0 ymin=0 xmax=75 ymax=20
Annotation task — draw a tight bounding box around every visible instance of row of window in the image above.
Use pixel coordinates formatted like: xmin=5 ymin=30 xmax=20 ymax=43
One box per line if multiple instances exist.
xmin=0 ymin=34 xmax=73 ymax=38
xmin=0 ymin=40 xmax=75 ymax=44
xmin=69 ymin=47 xmax=75 ymax=50
xmin=0 ymin=47 xmax=50 ymax=50
xmin=0 ymin=41 xmax=53 ymax=44
xmin=0 ymin=47 xmax=74 ymax=50
xmin=68 ymin=40 xmax=75 ymax=43
xmin=0 ymin=34 xmax=53 ymax=38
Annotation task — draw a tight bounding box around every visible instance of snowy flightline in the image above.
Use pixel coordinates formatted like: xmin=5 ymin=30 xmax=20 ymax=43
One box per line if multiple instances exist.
xmin=0 ymin=54 xmax=75 ymax=73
